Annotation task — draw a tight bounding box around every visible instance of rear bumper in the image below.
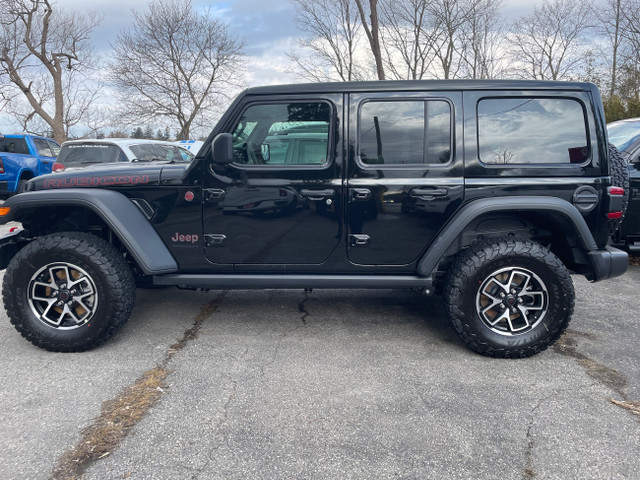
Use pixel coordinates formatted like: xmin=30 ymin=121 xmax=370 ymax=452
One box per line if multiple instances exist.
xmin=588 ymin=246 xmax=628 ymax=281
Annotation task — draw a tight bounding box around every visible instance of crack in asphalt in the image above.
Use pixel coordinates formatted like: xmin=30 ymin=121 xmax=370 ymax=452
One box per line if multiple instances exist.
xmin=522 ymin=395 xmax=552 ymax=480
xmin=190 ymin=292 xmax=314 ymax=479
xmin=49 ymin=293 xmax=226 ymax=480
xmin=298 ymin=292 xmax=313 ymax=325
xmin=553 ymin=330 xmax=639 ymax=420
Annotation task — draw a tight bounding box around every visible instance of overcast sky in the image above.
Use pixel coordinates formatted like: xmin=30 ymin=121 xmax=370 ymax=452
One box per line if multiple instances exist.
xmin=0 ymin=0 xmax=542 ymax=136
xmin=37 ymin=0 xmax=543 ymax=85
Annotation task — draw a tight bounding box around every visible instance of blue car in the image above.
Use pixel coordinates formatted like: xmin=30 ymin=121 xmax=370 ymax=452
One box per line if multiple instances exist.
xmin=0 ymin=134 xmax=60 ymax=196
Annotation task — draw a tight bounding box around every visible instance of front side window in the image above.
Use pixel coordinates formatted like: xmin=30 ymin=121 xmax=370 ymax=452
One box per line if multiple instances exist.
xmin=231 ymin=102 xmax=331 ymax=166
xmin=47 ymin=140 xmax=61 ymax=157
xmin=478 ymin=98 xmax=589 ymax=165
xmin=359 ymin=100 xmax=451 ymax=166
xmin=33 ymin=138 xmax=53 ymax=157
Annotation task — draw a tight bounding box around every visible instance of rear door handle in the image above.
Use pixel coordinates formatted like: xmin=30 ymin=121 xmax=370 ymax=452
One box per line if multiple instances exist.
xmin=301 ymin=188 xmax=335 ymax=201
xmin=350 ymin=188 xmax=371 ymax=201
xmin=410 ymin=187 xmax=448 ymax=199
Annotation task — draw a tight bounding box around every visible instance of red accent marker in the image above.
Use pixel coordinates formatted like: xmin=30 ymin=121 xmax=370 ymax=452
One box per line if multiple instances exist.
xmin=9 ymin=227 xmax=18 ymax=233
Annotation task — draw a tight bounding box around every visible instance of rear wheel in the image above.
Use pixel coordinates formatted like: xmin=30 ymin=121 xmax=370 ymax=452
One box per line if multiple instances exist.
xmin=2 ymin=232 xmax=136 ymax=352
xmin=445 ymin=238 xmax=574 ymax=358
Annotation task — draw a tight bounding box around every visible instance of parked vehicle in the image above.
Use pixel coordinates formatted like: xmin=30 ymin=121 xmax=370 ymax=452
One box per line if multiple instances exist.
xmin=174 ymin=140 xmax=204 ymax=155
xmin=0 ymin=134 xmax=59 ymax=196
xmin=608 ymin=117 xmax=640 ymax=250
xmin=53 ymin=138 xmax=193 ymax=172
xmin=0 ymin=80 xmax=629 ymax=357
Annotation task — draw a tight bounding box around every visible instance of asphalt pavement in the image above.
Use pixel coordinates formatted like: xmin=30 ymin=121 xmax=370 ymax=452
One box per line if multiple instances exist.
xmin=0 ymin=223 xmax=639 ymax=479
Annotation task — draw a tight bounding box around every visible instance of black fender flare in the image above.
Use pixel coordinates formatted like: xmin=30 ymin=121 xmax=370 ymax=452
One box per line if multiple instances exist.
xmin=416 ymin=196 xmax=599 ymax=277
xmin=2 ymin=189 xmax=178 ymax=275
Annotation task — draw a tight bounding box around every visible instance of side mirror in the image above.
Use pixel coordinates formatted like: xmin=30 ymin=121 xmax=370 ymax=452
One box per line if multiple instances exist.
xmin=212 ymin=133 xmax=233 ymax=164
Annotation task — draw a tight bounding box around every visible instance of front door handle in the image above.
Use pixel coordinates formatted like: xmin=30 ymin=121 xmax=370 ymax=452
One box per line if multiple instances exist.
xmin=410 ymin=187 xmax=448 ymax=200
xmin=301 ymin=188 xmax=335 ymax=201
xmin=205 ymin=188 xmax=226 ymax=201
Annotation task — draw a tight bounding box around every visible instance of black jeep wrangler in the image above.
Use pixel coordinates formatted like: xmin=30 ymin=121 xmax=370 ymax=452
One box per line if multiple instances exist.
xmin=0 ymin=80 xmax=629 ymax=357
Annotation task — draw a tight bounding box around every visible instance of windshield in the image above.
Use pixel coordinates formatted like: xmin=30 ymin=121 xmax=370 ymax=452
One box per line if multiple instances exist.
xmin=57 ymin=144 xmax=124 ymax=166
xmin=129 ymin=144 xmax=193 ymax=162
xmin=607 ymin=121 xmax=640 ymax=151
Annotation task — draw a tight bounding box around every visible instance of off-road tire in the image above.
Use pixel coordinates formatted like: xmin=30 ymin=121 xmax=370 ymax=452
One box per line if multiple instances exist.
xmin=609 ymin=143 xmax=630 ymax=235
xmin=2 ymin=232 xmax=136 ymax=352
xmin=445 ymin=238 xmax=574 ymax=358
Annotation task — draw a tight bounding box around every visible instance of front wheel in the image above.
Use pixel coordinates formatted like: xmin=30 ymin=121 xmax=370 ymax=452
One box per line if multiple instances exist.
xmin=445 ymin=238 xmax=574 ymax=358
xmin=2 ymin=232 xmax=136 ymax=352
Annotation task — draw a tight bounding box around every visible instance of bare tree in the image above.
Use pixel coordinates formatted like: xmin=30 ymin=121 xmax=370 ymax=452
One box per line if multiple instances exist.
xmin=0 ymin=0 xmax=101 ymax=143
xmin=617 ymin=0 xmax=640 ymax=99
xmin=354 ymin=0 xmax=386 ymax=79
xmin=290 ymin=0 xmax=370 ymax=81
xmin=425 ymin=0 xmax=482 ymax=79
xmin=379 ymin=0 xmax=437 ymax=80
xmin=457 ymin=0 xmax=505 ymax=79
xmin=291 ymin=0 xmax=384 ymax=81
xmin=108 ymin=0 xmax=244 ymax=140
xmin=595 ymin=0 xmax=623 ymax=96
xmin=509 ymin=0 xmax=594 ymax=81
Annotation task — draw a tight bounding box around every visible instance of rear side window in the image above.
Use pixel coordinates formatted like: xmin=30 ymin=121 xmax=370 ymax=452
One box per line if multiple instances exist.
xmin=0 ymin=137 xmax=30 ymax=155
xmin=358 ymin=100 xmax=451 ymax=166
xmin=478 ymin=98 xmax=589 ymax=165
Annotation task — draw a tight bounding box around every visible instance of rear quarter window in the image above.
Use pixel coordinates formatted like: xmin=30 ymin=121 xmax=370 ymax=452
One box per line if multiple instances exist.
xmin=477 ymin=98 xmax=589 ymax=165
xmin=0 ymin=137 xmax=30 ymax=155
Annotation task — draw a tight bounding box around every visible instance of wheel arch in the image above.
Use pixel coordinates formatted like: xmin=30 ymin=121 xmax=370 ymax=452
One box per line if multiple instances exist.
xmin=417 ymin=196 xmax=599 ymax=278
xmin=1 ymin=189 xmax=178 ymax=275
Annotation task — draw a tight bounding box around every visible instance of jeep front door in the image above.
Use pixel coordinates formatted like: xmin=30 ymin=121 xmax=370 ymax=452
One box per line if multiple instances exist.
xmin=203 ymin=97 xmax=343 ymax=267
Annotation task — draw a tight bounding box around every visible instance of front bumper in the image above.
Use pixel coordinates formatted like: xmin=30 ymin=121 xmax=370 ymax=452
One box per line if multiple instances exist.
xmin=588 ymin=246 xmax=628 ymax=281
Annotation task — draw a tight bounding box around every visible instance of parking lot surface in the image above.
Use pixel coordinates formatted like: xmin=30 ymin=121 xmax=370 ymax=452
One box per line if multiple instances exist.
xmin=0 ymin=222 xmax=639 ymax=479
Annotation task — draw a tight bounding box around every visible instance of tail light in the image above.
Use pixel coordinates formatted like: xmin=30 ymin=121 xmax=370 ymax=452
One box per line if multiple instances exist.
xmin=52 ymin=162 xmax=65 ymax=172
xmin=607 ymin=186 xmax=624 ymax=219
xmin=0 ymin=158 xmax=5 ymax=174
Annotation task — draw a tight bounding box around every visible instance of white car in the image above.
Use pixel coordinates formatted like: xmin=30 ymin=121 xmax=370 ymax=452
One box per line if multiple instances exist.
xmin=173 ymin=140 xmax=204 ymax=155
xmin=54 ymin=138 xmax=193 ymax=171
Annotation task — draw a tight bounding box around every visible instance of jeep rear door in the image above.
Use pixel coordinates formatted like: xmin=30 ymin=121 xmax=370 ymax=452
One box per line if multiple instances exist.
xmin=202 ymin=95 xmax=343 ymax=267
xmin=346 ymin=91 xmax=464 ymax=266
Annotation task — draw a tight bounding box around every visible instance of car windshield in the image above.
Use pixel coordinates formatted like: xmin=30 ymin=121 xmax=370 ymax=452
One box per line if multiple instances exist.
xmin=129 ymin=144 xmax=193 ymax=162
xmin=57 ymin=144 xmax=123 ymax=166
xmin=607 ymin=121 xmax=640 ymax=152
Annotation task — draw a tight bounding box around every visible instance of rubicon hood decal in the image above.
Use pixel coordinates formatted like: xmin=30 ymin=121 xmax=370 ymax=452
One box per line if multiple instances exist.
xmin=42 ymin=174 xmax=150 ymax=189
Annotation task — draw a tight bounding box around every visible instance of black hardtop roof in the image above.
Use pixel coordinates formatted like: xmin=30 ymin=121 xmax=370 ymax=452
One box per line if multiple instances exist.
xmin=244 ymin=79 xmax=593 ymax=96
